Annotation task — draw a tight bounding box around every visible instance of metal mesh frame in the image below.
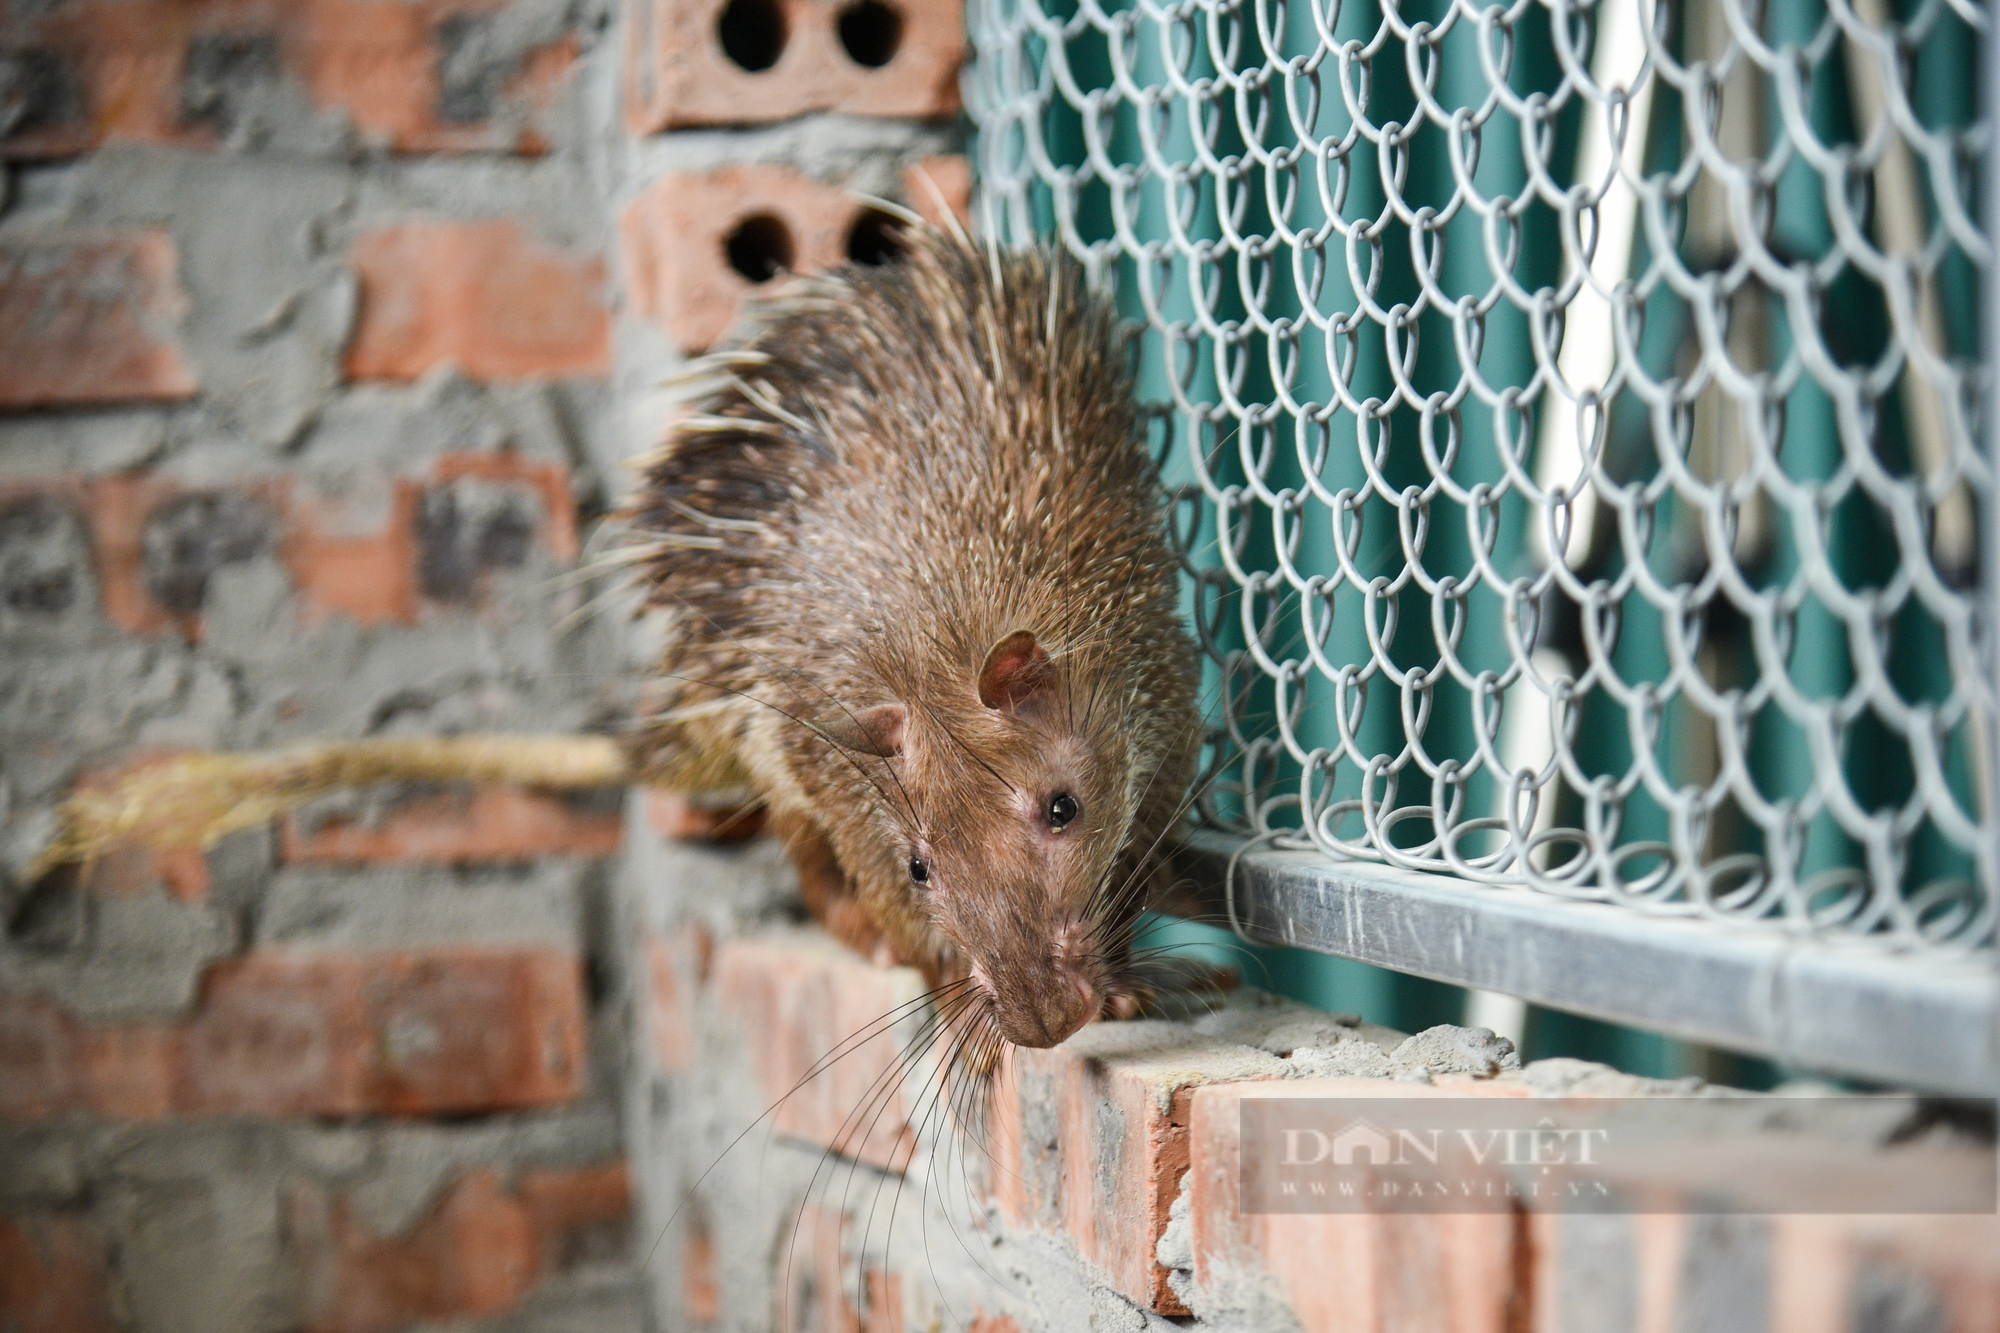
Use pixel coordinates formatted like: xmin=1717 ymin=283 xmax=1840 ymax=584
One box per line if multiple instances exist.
xmin=968 ymin=0 xmax=1997 ymax=951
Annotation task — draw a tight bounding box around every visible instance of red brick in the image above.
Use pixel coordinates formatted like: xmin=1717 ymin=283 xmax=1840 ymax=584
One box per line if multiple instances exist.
xmin=294 ymin=1169 xmax=540 ymax=1333
xmin=644 ymin=926 xmax=705 ymax=1073
xmin=178 ymin=952 xmax=374 ymax=1117
xmin=283 ymin=785 xmax=620 ymax=866
xmin=518 ymin=1162 xmax=635 ymax=1267
xmin=362 ymin=948 xmax=586 ymax=1115
xmin=989 ymin=1025 xmax=1289 ymax=1314
xmin=346 ymin=220 xmax=610 ymax=382
xmin=621 ymin=163 xmax=973 ymax=352
xmin=291 ymin=453 xmax=575 ymax=625
xmin=77 ymin=474 xmax=242 ymax=637
xmin=684 ymin=1223 xmax=722 ymax=1324
xmin=865 ymin=1272 xmax=902 ymax=1333
xmin=0 ymin=1 xmax=580 ymax=160
xmin=1189 ymin=1079 xmax=1547 ymax=1333
xmin=285 ymin=480 xmax=421 ymax=628
xmin=293 ymin=1160 xmax=629 ymax=1332
xmin=0 ymin=997 xmax=82 ymax=1122
xmin=76 ymin=1023 xmax=180 ymax=1119
xmin=784 ymin=1206 xmax=857 ymax=1333
xmin=645 ymin=788 xmax=766 ymax=843
xmin=0 ymin=1215 xmax=117 ymax=1333
xmin=714 ymin=932 xmax=928 ymax=1172
xmin=430 ymin=452 xmax=580 ymax=561
xmin=780 ymin=1206 xmax=902 ymax=1333
xmin=3 ymin=944 xmax=586 ymax=1122
xmin=54 ymin=473 xmax=287 ymax=639
xmin=623 ymin=0 xmax=961 ymax=133
xmin=0 ymin=993 xmax=187 ymax=1123
xmin=1523 ymin=1144 xmax=2000 ymax=1333
xmin=620 ymin=166 xmax=858 ymax=353
xmin=0 ymin=231 xmax=198 ymax=409
xmin=8 ymin=453 xmax=575 ymax=637
xmin=302 ymin=4 xmax=579 ymax=155
xmin=1770 ymin=1216 xmax=2000 ymax=1333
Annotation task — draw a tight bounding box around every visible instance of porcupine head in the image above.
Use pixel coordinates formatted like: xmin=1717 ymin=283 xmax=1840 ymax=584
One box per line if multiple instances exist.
xmin=629 ymin=227 xmax=1202 ymax=1051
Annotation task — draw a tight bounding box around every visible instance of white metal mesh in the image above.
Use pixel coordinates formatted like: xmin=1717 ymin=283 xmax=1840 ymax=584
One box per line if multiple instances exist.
xmin=967 ymin=0 xmax=1997 ymax=948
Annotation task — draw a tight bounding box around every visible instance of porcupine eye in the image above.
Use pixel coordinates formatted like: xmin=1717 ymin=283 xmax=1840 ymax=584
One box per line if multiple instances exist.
xmin=908 ymin=854 xmax=930 ymax=885
xmin=1047 ymin=793 xmax=1080 ymax=830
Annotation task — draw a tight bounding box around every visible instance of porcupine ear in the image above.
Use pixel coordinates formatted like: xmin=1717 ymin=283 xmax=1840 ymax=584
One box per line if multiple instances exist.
xmin=822 ymin=702 xmax=906 ymax=758
xmin=978 ymin=630 xmax=1053 ymax=712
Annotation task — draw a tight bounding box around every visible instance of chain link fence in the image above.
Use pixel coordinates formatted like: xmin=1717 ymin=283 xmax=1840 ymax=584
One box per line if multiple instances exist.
xmin=968 ymin=0 xmax=1996 ymax=956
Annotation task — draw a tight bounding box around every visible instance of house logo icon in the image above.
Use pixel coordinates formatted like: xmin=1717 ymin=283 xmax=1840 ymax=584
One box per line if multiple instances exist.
xmin=1330 ymin=1118 xmax=1395 ymax=1165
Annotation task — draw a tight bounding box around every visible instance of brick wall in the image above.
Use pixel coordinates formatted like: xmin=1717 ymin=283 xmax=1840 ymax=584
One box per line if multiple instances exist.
xmin=6 ymin=2 xmax=1993 ymax=1331
xmin=0 ymin=0 xmax=639 ymax=1305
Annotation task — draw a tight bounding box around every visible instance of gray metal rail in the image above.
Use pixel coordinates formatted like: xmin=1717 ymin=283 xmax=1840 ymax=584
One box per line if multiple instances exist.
xmin=1169 ymin=831 xmax=2000 ymax=1097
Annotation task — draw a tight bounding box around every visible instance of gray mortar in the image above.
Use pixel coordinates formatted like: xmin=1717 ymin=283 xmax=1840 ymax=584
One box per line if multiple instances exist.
xmin=1390 ymin=1023 xmax=1522 ymax=1078
xmin=1 ymin=886 xmax=236 ymax=1020
xmin=254 ymin=863 xmax=585 ymax=954
xmin=0 ymin=11 xmax=651 ymax=1331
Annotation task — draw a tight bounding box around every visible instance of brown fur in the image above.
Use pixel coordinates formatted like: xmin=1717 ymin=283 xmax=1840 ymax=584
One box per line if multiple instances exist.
xmin=625 ymin=230 xmax=1200 ymax=1049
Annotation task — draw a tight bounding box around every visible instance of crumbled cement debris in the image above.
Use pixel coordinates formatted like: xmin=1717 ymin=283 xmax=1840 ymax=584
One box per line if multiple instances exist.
xmin=1391 ymin=1024 xmax=1522 ymax=1078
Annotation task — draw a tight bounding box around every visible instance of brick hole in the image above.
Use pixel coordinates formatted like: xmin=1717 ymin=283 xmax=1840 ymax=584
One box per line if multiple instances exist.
xmin=0 ymin=48 xmax=87 ymax=140
xmin=141 ymin=492 xmax=277 ymax=616
xmin=724 ymin=213 xmax=794 ymax=283
xmin=846 ymin=209 xmax=906 ymax=266
xmin=835 ymin=0 xmax=902 ymax=68
xmin=716 ymin=0 xmax=788 ymax=73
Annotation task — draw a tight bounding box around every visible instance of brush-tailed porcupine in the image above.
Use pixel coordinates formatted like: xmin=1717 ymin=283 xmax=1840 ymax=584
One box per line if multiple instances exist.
xmin=628 ymin=229 xmax=1201 ymax=1050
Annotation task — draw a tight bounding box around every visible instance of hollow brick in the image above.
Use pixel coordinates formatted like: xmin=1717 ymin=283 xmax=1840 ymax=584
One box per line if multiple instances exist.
xmin=346 ymin=219 xmax=611 ymax=383
xmin=621 ymin=162 xmax=980 ymax=353
xmin=0 ymin=1 xmax=580 ymax=160
xmin=0 ymin=231 xmax=198 ymax=410
xmin=621 ymin=166 xmax=857 ymax=353
xmin=623 ymin=0 xmax=961 ymax=134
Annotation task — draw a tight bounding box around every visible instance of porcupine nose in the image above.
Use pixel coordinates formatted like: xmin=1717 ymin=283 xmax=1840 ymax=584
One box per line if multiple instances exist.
xmin=1000 ymin=968 xmax=1098 ymax=1049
